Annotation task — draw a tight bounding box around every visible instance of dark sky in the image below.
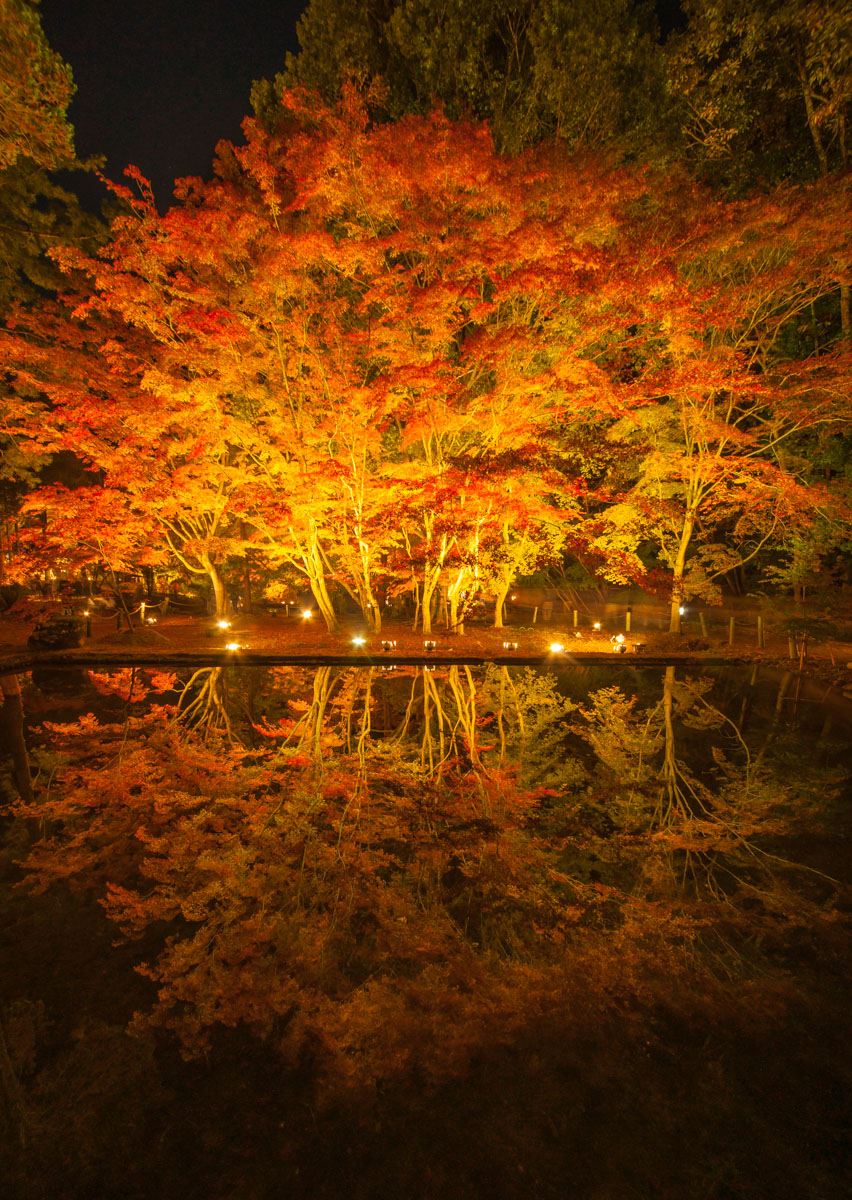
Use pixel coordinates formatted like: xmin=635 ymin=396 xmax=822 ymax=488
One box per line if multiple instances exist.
xmin=39 ymin=0 xmax=307 ymax=208
xmin=39 ymin=1 xmax=685 ymax=212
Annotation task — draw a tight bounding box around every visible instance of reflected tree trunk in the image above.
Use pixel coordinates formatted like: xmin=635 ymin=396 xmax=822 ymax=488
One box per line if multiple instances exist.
xmin=0 ymin=673 xmax=33 ymax=805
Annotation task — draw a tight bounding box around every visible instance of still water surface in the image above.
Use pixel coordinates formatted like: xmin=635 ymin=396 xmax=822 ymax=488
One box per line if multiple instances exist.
xmin=1 ymin=662 xmax=850 ymax=1199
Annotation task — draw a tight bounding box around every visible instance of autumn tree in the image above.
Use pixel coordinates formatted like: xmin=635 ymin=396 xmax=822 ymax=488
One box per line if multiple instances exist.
xmin=669 ymin=0 xmax=852 ymax=344
xmin=0 ymin=1 xmax=107 ymax=587
xmin=253 ymin=0 xmax=670 ymax=156
xmin=586 ymin=165 xmax=852 ymax=631
xmin=0 ymin=0 xmax=74 ymax=172
xmin=11 ymin=90 xmax=654 ymax=630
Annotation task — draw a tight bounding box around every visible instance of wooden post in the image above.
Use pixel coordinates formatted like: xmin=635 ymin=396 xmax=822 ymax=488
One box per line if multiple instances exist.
xmin=573 ymin=609 xmax=578 ymax=627
xmin=757 ymin=615 xmax=765 ymax=649
xmin=116 ymin=611 xmax=122 ymax=631
xmin=625 ymin=606 xmax=632 ymax=633
xmin=532 ymin=606 xmax=538 ymax=624
xmin=788 ymin=636 xmax=796 ymax=660
xmin=698 ymin=612 xmax=707 ymax=638
xmin=728 ymin=617 xmax=735 ymax=645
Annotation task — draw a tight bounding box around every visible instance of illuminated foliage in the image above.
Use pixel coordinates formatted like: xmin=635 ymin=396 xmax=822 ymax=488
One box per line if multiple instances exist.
xmin=12 ymin=663 xmax=848 ymax=1094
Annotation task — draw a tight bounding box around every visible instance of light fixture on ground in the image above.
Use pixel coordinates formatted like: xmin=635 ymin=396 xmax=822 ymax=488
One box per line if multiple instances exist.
xmin=225 ymin=642 xmax=242 ymax=651
xmin=502 ymin=641 xmax=518 ymax=649
xmin=217 ymin=619 xmax=231 ymax=630
xmin=424 ymin=640 xmax=436 ymax=652
xmin=593 ymin=622 xmax=601 ymax=631
xmin=381 ymin=640 xmax=397 ymax=652
xmin=549 ymin=642 xmax=565 ymax=654
xmin=351 ymin=636 xmax=366 ymax=648
xmin=611 ymin=633 xmax=627 ymax=654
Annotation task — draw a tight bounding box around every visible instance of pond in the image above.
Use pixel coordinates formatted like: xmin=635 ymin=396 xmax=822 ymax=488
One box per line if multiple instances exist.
xmin=1 ymin=661 xmax=851 ymax=1200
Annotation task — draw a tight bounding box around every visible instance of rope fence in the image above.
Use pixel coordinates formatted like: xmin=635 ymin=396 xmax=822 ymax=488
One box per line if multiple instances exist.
xmin=33 ymin=589 xmax=850 ymax=665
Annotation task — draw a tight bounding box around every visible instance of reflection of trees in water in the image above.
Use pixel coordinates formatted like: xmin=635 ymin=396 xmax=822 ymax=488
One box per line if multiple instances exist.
xmin=6 ymin=663 xmax=849 ymax=1091
xmin=174 ymin=667 xmax=233 ymax=741
xmin=254 ymin=664 xmax=577 ymax=793
xmin=0 ymin=673 xmax=33 ymax=804
xmin=572 ymin=667 xmax=846 ymax=960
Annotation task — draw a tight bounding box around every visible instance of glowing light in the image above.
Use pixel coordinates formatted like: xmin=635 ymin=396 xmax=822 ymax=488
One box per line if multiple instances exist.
xmin=301 ymin=609 xmax=312 ymax=619
xmin=502 ymin=641 xmax=518 ymax=649
xmin=615 ymin=633 xmax=625 ymax=644
xmin=146 ymin=617 xmax=157 ymax=625
xmin=549 ymin=642 xmax=565 ymax=653
xmin=82 ymin=610 xmax=90 ymax=617
xmin=574 ymin=631 xmax=582 ymax=638
xmin=217 ymin=619 xmax=231 ymax=630
xmin=225 ymin=642 xmax=242 ymax=651
xmin=424 ymin=640 xmax=436 ymax=652
xmin=679 ymin=606 xmax=685 ymax=615
xmin=510 ymin=594 xmax=517 ymax=600
xmin=593 ymin=622 xmax=601 ymax=630
xmin=352 ymin=636 xmax=366 ymax=647
xmin=381 ymin=640 xmax=397 ymax=652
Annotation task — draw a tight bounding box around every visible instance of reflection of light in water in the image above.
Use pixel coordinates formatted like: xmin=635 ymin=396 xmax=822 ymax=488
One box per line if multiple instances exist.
xmin=11 ymin=661 xmax=848 ymax=1110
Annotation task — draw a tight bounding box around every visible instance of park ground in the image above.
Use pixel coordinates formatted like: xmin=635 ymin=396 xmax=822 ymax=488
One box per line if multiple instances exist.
xmin=1 ymin=596 xmax=851 ymax=695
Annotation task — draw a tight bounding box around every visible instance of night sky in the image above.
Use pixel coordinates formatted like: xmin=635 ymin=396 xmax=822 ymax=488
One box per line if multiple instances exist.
xmin=39 ymin=1 xmax=685 ymax=212
xmin=39 ymin=0 xmax=306 ymax=208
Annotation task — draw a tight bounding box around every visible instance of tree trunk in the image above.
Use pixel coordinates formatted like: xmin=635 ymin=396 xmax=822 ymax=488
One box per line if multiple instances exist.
xmin=668 ymin=513 xmax=696 ymax=633
xmin=240 ymin=523 xmax=254 ymax=614
xmin=438 ymin=584 xmax=449 ymax=629
xmin=207 ymin=560 xmax=227 ymax=619
xmin=368 ymin=600 xmax=382 ymax=635
xmin=449 ymin=590 xmax=462 ymax=634
xmin=799 ymin=58 xmax=830 ymax=177
xmin=493 ymin=581 xmax=510 ymax=628
xmin=241 ymin=561 xmax=253 ymax=614
xmin=358 ymin=585 xmax=381 ymax=634
xmin=658 ymin=665 xmax=679 ymax=823
xmin=305 ymin=541 xmax=339 ymax=632
xmin=446 ymin=570 xmax=470 ymax=635
xmin=309 ymin=575 xmax=339 ymax=633
xmin=421 ymin=580 xmax=438 ymax=634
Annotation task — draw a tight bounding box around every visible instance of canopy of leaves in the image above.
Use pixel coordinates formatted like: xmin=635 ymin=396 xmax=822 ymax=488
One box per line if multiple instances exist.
xmin=0 ymin=0 xmax=75 ymax=171
xmin=253 ymin=0 xmax=671 ymax=156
